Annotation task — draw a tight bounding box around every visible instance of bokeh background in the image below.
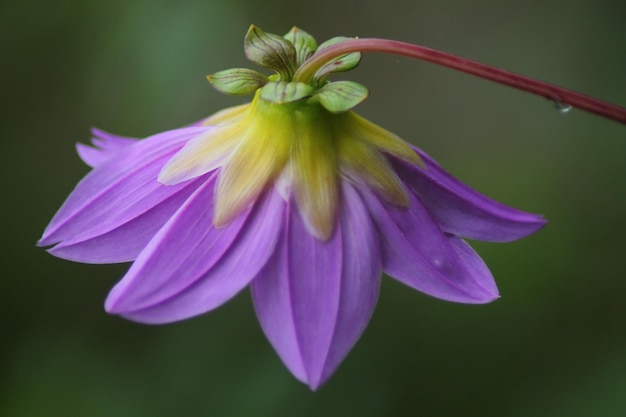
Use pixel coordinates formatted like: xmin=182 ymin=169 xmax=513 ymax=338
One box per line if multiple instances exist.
xmin=3 ymin=0 xmax=626 ymax=415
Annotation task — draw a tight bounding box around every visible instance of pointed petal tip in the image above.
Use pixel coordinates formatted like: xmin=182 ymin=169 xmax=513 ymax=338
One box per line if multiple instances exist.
xmin=419 ymin=284 xmax=500 ymax=305
xmin=528 ymin=217 xmax=548 ymax=236
xmin=157 ymin=161 xmax=192 ymax=186
xmin=492 ymin=213 xmax=547 ymax=242
xmin=103 ymin=277 xmax=141 ymax=317
xmin=38 ymin=228 xmax=62 ymax=248
xmin=211 ymin=204 xmax=237 ymax=229
xmin=90 ymin=127 xmax=108 ymax=136
xmin=276 ymin=358 xmax=329 ymax=391
xmin=103 ymin=297 xmax=138 ymax=321
xmin=104 ymin=302 xmax=164 ymax=326
xmin=46 ymin=242 xmax=134 ymax=264
xmin=279 ymin=365 xmax=325 ymax=391
xmin=306 ymin=378 xmax=324 ymax=391
xmin=105 ymin=281 xmax=199 ymax=325
xmin=531 ymin=215 xmax=549 ymax=229
xmin=156 ymin=169 xmax=176 ymax=186
xmin=157 ymin=152 xmax=216 ymax=186
xmin=104 ymin=288 xmax=148 ymax=321
xmin=103 ymin=288 xmax=122 ymax=314
xmin=45 ymin=245 xmax=69 ymax=260
xmin=395 ymin=149 xmax=550 ymax=243
xmin=462 ymin=289 xmax=500 ymax=304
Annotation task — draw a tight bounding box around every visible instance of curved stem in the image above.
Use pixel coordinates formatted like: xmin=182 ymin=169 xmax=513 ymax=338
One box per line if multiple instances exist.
xmin=294 ymin=38 xmax=626 ymax=125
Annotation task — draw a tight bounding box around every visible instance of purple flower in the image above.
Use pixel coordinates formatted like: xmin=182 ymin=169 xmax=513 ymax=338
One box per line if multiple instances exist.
xmin=39 ymin=26 xmax=546 ymax=389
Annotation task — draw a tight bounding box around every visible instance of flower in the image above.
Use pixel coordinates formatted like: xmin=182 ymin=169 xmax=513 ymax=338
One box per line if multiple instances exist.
xmin=39 ymin=26 xmax=546 ymax=389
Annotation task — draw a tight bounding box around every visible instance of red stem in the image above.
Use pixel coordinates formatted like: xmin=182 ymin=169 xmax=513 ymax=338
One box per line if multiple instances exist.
xmin=294 ymin=38 xmax=626 ymax=125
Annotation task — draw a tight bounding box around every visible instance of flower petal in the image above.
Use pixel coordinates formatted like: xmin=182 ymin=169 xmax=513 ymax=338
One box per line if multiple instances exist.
xmin=76 ymin=129 xmax=139 ymax=168
xmin=337 ymin=133 xmax=408 ymax=207
xmin=291 ymin=108 xmax=339 ymax=240
xmin=362 ymin=187 xmax=499 ymax=303
xmin=200 ymin=103 xmax=249 ymax=126
xmin=333 ymin=111 xmax=425 ymax=167
xmin=212 ymin=107 xmax=292 ymax=227
xmin=158 ymin=124 xmax=246 ymax=186
xmin=392 ymin=149 xmax=546 ymax=242
xmin=106 ymin=180 xmax=285 ymax=324
xmin=39 ymin=126 xmax=211 ymax=248
xmin=252 ymin=182 xmax=381 ymax=389
xmin=446 ymin=235 xmax=498 ymax=297
xmin=47 ymin=178 xmax=203 ymax=263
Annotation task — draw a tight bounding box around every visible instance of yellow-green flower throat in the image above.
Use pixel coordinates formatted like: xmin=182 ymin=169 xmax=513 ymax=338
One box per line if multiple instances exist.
xmin=160 ymin=26 xmax=425 ymax=240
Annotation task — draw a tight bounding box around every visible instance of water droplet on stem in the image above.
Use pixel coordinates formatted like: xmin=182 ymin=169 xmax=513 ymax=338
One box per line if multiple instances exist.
xmin=551 ymin=100 xmax=572 ymax=114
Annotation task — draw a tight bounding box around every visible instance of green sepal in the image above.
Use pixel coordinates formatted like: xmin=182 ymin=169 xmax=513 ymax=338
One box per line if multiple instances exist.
xmin=316 ymin=81 xmax=369 ymax=113
xmin=314 ymin=37 xmax=361 ymax=81
xmin=260 ymin=81 xmax=314 ymax=104
xmin=284 ymin=26 xmax=318 ymax=67
xmin=207 ymin=68 xmax=269 ymax=96
xmin=245 ymin=25 xmax=298 ymax=80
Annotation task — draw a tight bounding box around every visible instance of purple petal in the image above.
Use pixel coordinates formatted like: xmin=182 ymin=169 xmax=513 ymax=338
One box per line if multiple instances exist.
xmin=446 ymin=236 xmax=498 ymax=296
xmin=362 ymin=187 xmax=499 ymax=303
xmin=106 ymin=181 xmax=285 ymax=324
xmin=392 ymin=148 xmax=546 ymax=242
xmin=47 ymin=178 xmax=203 ymax=263
xmin=77 ymin=129 xmax=139 ymax=168
xmin=39 ymin=126 xmax=211 ymax=248
xmin=252 ymin=182 xmax=381 ymax=389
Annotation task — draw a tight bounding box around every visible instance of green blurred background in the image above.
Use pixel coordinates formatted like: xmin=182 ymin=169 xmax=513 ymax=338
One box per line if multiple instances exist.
xmin=3 ymin=0 xmax=626 ymax=415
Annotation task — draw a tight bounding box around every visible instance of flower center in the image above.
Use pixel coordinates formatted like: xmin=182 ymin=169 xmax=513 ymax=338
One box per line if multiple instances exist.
xmin=161 ymin=26 xmax=426 ymax=240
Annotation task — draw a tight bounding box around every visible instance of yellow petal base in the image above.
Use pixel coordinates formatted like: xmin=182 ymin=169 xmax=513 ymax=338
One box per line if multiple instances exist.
xmin=160 ymin=92 xmax=425 ymax=240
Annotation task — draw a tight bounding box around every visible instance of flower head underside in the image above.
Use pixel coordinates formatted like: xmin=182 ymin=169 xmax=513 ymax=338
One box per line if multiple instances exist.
xmin=39 ymin=26 xmax=550 ymax=389
xmin=159 ymin=92 xmax=423 ymax=240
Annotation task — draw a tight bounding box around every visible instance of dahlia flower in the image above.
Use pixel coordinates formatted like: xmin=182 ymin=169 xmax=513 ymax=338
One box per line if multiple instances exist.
xmin=39 ymin=26 xmax=557 ymax=389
